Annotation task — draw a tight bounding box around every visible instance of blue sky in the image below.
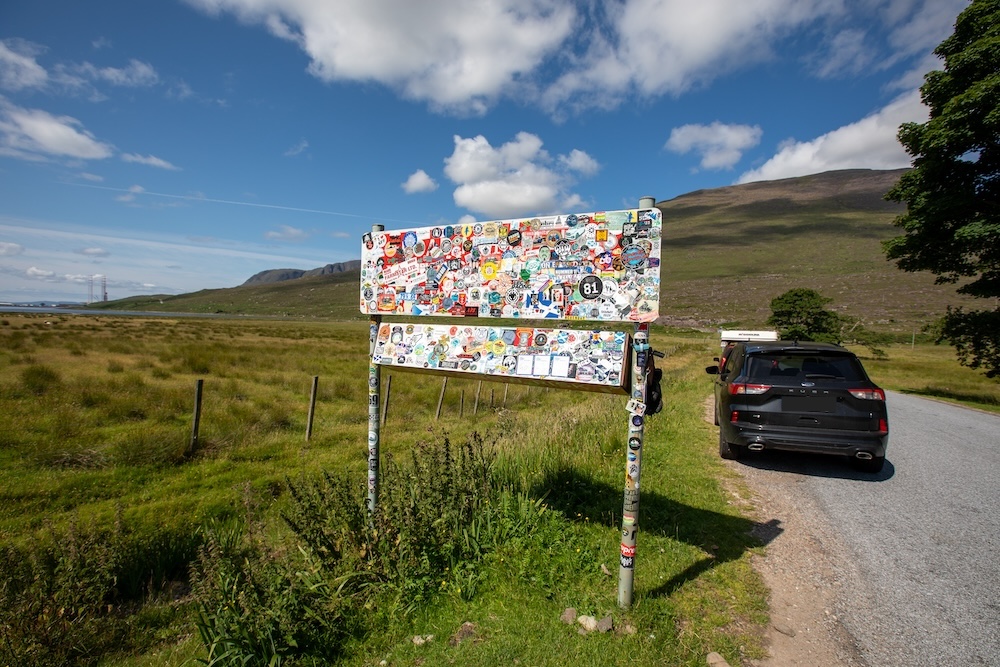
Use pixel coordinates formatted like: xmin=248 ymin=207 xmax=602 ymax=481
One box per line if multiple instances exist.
xmin=0 ymin=0 xmax=968 ymax=303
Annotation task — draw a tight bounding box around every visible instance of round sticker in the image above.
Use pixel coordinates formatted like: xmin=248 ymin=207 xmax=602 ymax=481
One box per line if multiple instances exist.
xmin=579 ymin=275 xmax=603 ymax=300
xmin=402 ymin=231 xmax=417 ymax=248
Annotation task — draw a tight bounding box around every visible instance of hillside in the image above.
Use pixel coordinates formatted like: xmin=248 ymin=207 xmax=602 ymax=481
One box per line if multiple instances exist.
xmin=92 ymin=169 xmax=976 ymax=331
xmin=656 ymin=168 xmax=976 ymax=332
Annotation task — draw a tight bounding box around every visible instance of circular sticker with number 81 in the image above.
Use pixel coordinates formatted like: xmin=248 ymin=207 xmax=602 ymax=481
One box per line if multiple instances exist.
xmin=579 ymin=275 xmax=603 ymax=300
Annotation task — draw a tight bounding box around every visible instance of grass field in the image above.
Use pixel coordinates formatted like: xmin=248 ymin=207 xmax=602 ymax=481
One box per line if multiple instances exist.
xmin=1 ymin=314 xmax=773 ymax=667
xmin=2 ymin=313 xmax=995 ymax=667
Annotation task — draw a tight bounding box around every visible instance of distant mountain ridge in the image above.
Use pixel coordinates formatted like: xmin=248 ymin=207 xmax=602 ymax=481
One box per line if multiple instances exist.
xmin=243 ymin=260 xmax=362 ymax=285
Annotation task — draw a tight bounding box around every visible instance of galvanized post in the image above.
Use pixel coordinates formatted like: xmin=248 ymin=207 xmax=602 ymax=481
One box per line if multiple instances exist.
xmin=367 ymin=223 xmax=385 ymax=515
xmin=618 ymin=322 xmax=649 ymax=607
xmin=619 ymin=195 xmax=657 ymax=608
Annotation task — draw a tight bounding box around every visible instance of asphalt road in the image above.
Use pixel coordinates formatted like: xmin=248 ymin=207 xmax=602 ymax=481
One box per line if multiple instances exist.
xmin=744 ymin=391 xmax=1000 ymax=666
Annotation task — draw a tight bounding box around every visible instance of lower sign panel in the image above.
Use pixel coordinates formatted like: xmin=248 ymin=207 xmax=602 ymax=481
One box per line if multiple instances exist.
xmin=373 ymin=322 xmax=630 ymax=393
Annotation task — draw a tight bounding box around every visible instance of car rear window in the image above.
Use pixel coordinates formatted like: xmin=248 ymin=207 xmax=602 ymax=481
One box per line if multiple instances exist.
xmin=745 ymin=352 xmax=867 ymax=382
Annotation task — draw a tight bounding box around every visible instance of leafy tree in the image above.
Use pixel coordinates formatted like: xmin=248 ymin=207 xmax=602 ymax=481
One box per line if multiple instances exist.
xmin=883 ymin=0 xmax=1000 ymax=378
xmin=767 ymin=288 xmax=842 ymax=343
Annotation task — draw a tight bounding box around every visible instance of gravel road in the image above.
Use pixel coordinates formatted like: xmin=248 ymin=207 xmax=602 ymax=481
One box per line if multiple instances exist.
xmin=739 ymin=391 xmax=1000 ymax=666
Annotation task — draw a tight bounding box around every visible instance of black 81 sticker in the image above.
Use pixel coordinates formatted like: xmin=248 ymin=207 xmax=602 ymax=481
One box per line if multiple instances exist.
xmin=579 ymin=275 xmax=603 ymax=300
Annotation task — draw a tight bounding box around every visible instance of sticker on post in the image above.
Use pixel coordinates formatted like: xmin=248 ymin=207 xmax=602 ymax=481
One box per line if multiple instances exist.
xmin=626 ymin=398 xmax=647 ymax=416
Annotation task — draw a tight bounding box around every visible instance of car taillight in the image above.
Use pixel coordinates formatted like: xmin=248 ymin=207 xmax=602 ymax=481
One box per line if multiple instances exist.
xmin=730 ymin=383 xmax=770 ymax=395
xmin=877 ymin=418 xmax=888 ymax=435
xmin=849 ymin=388 xmax=886 ymax=401
xmin=730 ymin=410 xmax=739 ymax=423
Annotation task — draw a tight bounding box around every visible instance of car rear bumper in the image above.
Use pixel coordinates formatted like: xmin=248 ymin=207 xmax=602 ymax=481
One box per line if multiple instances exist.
xmin=726 ymin=424 xmax=888 ymax=458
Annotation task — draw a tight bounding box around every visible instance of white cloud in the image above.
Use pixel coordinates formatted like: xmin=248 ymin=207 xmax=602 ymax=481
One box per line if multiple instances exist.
xmin=0 ymin=39 xmax=48 ymax=91
xmin=78 ymin=172 xmax=104 ymax=182
xmin=264 ymin=224 xmax=310 ymax=242
xmin=26 ymin=266 xmax=56 ymax=280
xmin=184 ymin=0 xmax=576 ymax=114
xmin=559 ymin=149 xmax=600 ymax=175
xmin=737 ymin=90 xmax=923 ymax=183
xmin=116 ymin=184 xmax=145 ymax=203
xmin=666 ymin=122 xmax=763 ymax=170
xmin=121 ymin=153 xmax=180 ymax=170
xmin=0 ymin=241 xmax=25 ymax=256
xmin=0 ymin=99 xmax=114 ymax=161
xmin=810 ymin=29 xmax=873 ymax=79
xmin=443 ymin=132 xmax=596 ymax=219
xmin=284 ymin=139 xmax=308 ymax=156
xmin=76 ymin=247 xmax=110 ymax=257
xmin=542 ymin=0 xmax=837 ymax=113
xmin=73 ymin=59 xmax=159 ymax=87
xmin=402 ymin=169 xmax=438 ymax=194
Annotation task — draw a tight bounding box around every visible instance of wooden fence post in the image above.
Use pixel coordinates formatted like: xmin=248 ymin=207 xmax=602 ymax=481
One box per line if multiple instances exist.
xmin=435 ymin=377 xmax=448 ymax=420
xmin=188 ymin=378 xmax=203 ymax=455
xmin=306 ymin=375 xmax=319 ymax=442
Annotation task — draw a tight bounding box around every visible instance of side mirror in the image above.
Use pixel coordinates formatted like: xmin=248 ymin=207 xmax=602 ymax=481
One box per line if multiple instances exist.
xmin=705 ymin=365 xmax=719 ymax=375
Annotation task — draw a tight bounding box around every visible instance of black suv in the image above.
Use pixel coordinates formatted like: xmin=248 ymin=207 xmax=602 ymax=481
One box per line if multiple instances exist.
xmin=706 ymin=341 xmax=888 ymax=472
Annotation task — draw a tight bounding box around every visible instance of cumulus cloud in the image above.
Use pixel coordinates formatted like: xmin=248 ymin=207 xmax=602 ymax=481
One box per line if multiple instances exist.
xmin=26 ymin=266 xmax=56 ymax=280
xmin=184 ymin=0 xmax=576 ymax=114
xmin=0 ymin=99 xmax=114 ymax=161
xmin=0 ymin=242 xmax=25 ymax=256
xmin=121 ymin=153 xmax=180 ymax=170
xmin=402 ymin=169 xmax=438 ymax=194
xmin=0 ymin=39 xmax=48 ymax=91
xmin=542 ymin=0 xmax=838 ymax=114
xmin=264 ymin=224 xmax=310 ymax=242
xmin=737 ymin=90 xmax=923 ymax=183
xmin=666 ymin=122 xmax=763 ymax=170
xmin=443 ymin=132 xmax=597 ymax=219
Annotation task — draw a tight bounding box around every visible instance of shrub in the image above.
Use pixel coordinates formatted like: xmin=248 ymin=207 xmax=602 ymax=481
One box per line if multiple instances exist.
xmin=20 ymin=364 xmax=61 ymax=396
xmin=192 ymin=433 xmax=553 ymax=664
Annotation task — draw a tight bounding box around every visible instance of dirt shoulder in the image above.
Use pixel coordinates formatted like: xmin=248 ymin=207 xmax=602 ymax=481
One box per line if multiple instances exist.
xmin=705 ymin=398 xmax=866 ymax=667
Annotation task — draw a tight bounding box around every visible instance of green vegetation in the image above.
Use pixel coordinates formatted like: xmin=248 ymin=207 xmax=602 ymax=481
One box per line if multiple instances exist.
xmin=1 ymin=314 xmax=771 ymax=666
xmin=884 ymin=0 xmax=1000 ymax=377
xmin=767 ymin=288 xmax=841 ymax=343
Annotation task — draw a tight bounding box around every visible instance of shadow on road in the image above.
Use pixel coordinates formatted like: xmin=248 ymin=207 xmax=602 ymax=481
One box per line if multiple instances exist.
xmin=530 ymin=466 xmax=784 ymax=598
xmin=736 ymin=450 xmax=896 ymax=482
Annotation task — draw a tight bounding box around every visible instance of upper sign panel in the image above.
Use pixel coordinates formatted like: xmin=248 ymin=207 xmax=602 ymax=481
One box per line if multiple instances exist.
xmin=360 ymin=208 xmax=661 ymax=322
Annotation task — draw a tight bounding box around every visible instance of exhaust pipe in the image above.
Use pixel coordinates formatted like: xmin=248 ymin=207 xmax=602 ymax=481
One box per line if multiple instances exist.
xmin=855 ymin=451 xmax=873 ymax=460
xmin=747 ymin=443 xmax=765 ymax=452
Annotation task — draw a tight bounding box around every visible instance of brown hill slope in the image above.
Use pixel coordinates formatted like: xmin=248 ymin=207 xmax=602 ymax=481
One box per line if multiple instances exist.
xmin=656 ymin=168 xmax=975 ymax=332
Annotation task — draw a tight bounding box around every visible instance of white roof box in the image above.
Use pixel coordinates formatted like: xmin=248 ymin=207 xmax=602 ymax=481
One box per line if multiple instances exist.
xmin=719 ymin=330 xmax=779 ymax=347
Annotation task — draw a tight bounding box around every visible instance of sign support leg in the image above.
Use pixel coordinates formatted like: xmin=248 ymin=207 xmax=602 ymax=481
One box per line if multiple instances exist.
xmin=618 ymin=321 xmax=650 ymax=608
xmin=367 ymin=224 xmax=385 ymax=515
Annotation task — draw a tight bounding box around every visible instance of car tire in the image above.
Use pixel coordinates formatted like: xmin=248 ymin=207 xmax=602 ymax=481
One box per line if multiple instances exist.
xmin=719 ymin=430 xmax=742 ymax=460
xmin=852 ymin=455 xmax=885 ymax=474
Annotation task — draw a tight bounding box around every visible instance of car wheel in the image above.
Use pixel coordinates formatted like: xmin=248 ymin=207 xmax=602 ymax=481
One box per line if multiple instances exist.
xmin=719 ymin=429 xmax=742 ymax=460
xmin=852 ymin=455 xmax=885 ymax=473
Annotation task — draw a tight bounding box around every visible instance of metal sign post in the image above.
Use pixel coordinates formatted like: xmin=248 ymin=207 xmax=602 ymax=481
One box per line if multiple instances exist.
xmin=367 ymin=224 xmax=384 ymax=514
xmin=618 ymin=321 xmax=649 ymax=607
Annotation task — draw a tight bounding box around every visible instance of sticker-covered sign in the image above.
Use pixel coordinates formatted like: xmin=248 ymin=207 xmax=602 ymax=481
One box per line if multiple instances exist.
xmin=360 ymin=208 xmax=661 ymax=322
xmin=372 ymin=322 xmax=630 ymax=393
